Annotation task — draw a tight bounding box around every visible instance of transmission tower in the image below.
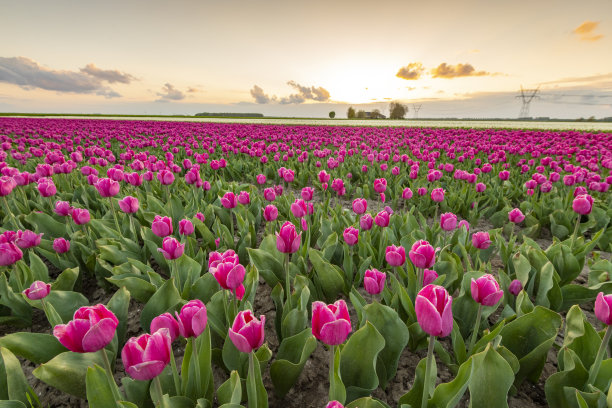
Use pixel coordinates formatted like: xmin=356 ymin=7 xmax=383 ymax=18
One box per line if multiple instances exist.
xmin=412 ymin=104 xmax=422 ymax=119
xmin=516 ymin=86 xmax=540 ymax=119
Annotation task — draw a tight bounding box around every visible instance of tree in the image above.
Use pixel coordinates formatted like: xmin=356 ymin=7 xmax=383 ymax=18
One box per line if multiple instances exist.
xmin=347 ymin=107 xmax=356 ymax=119
xmin=356 ymin=110 xmax=366 ymax=119
xmin=389 ymin=102 xmax=408 ymax=119
xmin=329 ymin=111 xmax=336 ymax=119
xmin=371 ymin=109 xmax=382 ymax=119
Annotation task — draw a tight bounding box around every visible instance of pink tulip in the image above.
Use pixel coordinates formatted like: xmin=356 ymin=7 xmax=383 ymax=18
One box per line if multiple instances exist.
xmin=158 ymin=237 xmax=184 ymax=260
xmin=499 ymin=171 xmax=510 ymax=180
xmin=16 ymin=230 xmax=43 ymax=249
xmin=375 ymin=210 xmax=390 ymax=228
xmin=417 ymin=187 xmax=427 ymax=196
xmin=238 ymin=191 xmax=250 ymax=205
xmin=274 ymin=184 xmax=284 ymax=196
xmin=263 ymin=188 xmax=276 ymax=202
xmin=472 ymin=232 xmax=491 ymax=249
xmin=508 ymin=208 xmax=525 ymax=224
xmin=178 ymin=219 xmax=194 ymax=236
xmin=594 ymin=292 xmax=612 ymax=325
xmin=256 ymin=174 xmax=266 ymax=185
xmin=509 ymin=279 xmax=523 ymax=296
xmin=402 ymin=188 xmax=413 ymax=200
xmin=311 ymin=300 xmax=352 ymax=346
xmin=195 ymin=212 xmax=205 ymax=223
xmin=415 ymin=284 xmax=453 ymax=337
xmin=301 ymin=187 xmax=314 ymax=201
xmin=352 ymin=198 xmax=367 ymax=214
xmin=95 ymin=178 xmax=120 ymax=197
xmin=0 ymin=242 xmax=23 ymax=266
xmin=228 ymin=310 xmax=266 ymax=353
xmin=409 ymin=240 xmax=435 ymax=269
xmin=385 ymin=245 xmax=406 ymax=267
xmin=0 ymin=176 xmax=16 ymax=196
xmin=53 ymin=238 xmax=70 ymax=254
xmin=150 ymin=313 xmax=180 ymax=342
xmin=208 ymin=249 xmax=239 ymax=270
xmin=318 ymin=170 xmax=330 ymax=183
xmin=364 ymin=269 xmax=386 ymax=295
xmin=423 ymin=269 xmax=439 ymax=286
xmin=54 ymin=200 xmax=72 ymax=216
xmin=431 ymin=188 xmax=445 ymax=202
xmin=360 ymin=213 xmax=374 ymax=231
xmin=37 ymin=179 xmax=56 ymax=197
xmin=211 ymin=261 xmax=246 ymax=298
xmin=118 ymin=196 xmax=139 ymax=213
xmin=471 ymin=274 xmax=503 ymax=306
xmin=23 ymin=280 xmax=51 ymax=300
xmin=122 ymin=329 xmax=171 ymax=380
xmin=290 ymin=199 xmax=308 ymax=218
xmin=263 ymin=205 xmax=278 ymax=222
xmin=152 ymin=215 xmax=173 ymax=237
xmin=572 ymin=194 xmax=593 ymax=215
xmin=440 ymin=212 xmax=457 ymax=231
xmin=343 ymin=227 xmax=359 ymax=246
xmin=476 ymin=182 xmax=486 ymax=192
xmin=276 ymin=221 xmax=301 ymax=254
xmin=458 ymin=220 xmax=470 ymax=231
xmin=71 ymin=208 xmax=90 ymax=225
xmin=373 ymin=178 xmax=387 ymax=193
xmin=221 ymin=192 xmax=238 ymax=209
xmin=176 ymin=299 xmax=207 ymax=338
xmin=326 ymin=402 xmax=344 ymax=408
xmin=53 ymin=304 xmax=119 ymax=352
xmin=157 ymin=169 xmax=175 ymax=185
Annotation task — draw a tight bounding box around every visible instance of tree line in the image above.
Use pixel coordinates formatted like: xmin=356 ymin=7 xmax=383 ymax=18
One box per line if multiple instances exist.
xmin=345 ymin=102 xmax=408 ymax=119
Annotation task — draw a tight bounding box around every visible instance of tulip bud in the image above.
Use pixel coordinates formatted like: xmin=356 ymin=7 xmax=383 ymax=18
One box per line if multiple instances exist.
xmin=572 ymin=194 xmax=593 ymax=215
xmin=23 ymin=280 xmax=51 ymax=300
xmin=15 ymin=230 xmax=43 ymax=249
xmin=385 ymin=245 xmax=406 ymax=267
xmin=152 ymin=215 xmax=173 ymax=237
xmin=158 ymin=237 xmax=184 ymax=260
xmin=360 ymin=213 xmax=373 ymax=231
xmin=431 ymin=188 xmax=445 ymax=202
xmin=53 ymin=238 xmax=70 ymax=254
xmin=228 ymin=310 xmax=266 ymax=353
xmin=311 ymin=300 xmax=352 ymax=345
xmin=409 ymin=240 xmax=435 ymax=269
xmin=301 ymin=187 xmax=314 ymax=201
xmin=118 ymin=196 xmax=139 ymax=214
xmin=238 ymin=191 xmax=250 ymax=205
xmin=415 ymin=284 xmax=453 ymax=337
xmin=508 ymin=208 xmax=525 ymax=224
xmin=276 ymin=221 xmax=301 ymax=253
xmin=440 ymin=212 xmax=457 ymax=231
xmin=343 ymin=227 xmax=359 ymax=246
xmin=53 ymin=304 xmax=118 ymax=352
xmin=508 ymin=279 xmax=523 ymax=296
xmin=54 ymin=200 xmax=72 ymax=216
xmin=221 ymin=192 xmax=238 ymax=209
xmin=122 ymin=329 xmax=171 ymax=380
xmin=374 ymin=210 xmax=390 ymax=228
xmin=263 ymin=205 xmax=278 ymax=222
xmin=71 ymin=208 xmax=91 ymax=225
xmin=364 ymin=269 xmax=386 ymax=295
xmin=595 ymin=292 xmax=612 ymax=326
xmin=471 ymin=274 xmax=503 ymax=306
xmin=352 ymin=198 xmax=367 ymax=214
xmin=423 ymin=269 xmax=439 ymax=286
xmin=150 ymin=313 xmax=180 ymax=342
xmin=176 ymin=299 xmax=207 ymax=338
xmin=472 ymin=231 xmax=492 ymax=249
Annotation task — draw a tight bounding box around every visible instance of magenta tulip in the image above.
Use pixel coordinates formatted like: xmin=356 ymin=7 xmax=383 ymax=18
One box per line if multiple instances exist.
xmin=176 ymin=299 xmax=207 ymax=338
xmin=423 ymin=269 xmax=439 ymax=286
xmin=54 ymin=200 xmax=72 ymax=216
xmin=343 ymin=227 xmax=359 ymax=246
xmin=360 ymin=214 xmax=373 ymax=231
xmin=178 ymin=219 xmax=194 ymax=236
xmin=53 ymin=304 xmax=119 ymax=352
xmin=471 ymin=274 xmax=503 ymax=306
xmin=122 ymin=329 xmax=171 ymax=381
xmin=326 ymin=402 xmax=344 ymax=408
xmin=409 ymin=240 xmax=436 ymax=269
xmin=440 ymin=212 xmax=457 ymax=231
xmin=221 ymin=192 xmax=238 ymax=209
xmin=472 ymin=231 xmax=492 ymax=249
xmin=53 ymin=238 xmax=70 ymax=254
xmin=23 ymin=280 xmax=51 ymax=300
xmin=431 ymin=188 xmax=445 ymax=202
xmin=402 ymin=187 xmax=413 ymax=200
xmin=595 ymin=292 xmax=612 ymax=326
xmin=150 ymin=313 xmax=180 ymax=342
xmin=71 ymin=208 xmax=90 ymax=225
xmin=15 ymin=230 xmax=43 ymax=249
xmin=263 ymin=188 xmax=276 ymax=202
xmin=415 ymin=284 xmax=453 ymax=337
xmin=0 ymin=242 xmax=23 ymax=266
xmin=301 ymin=187 xmax=314 ymax=201
xmin=364 ymin=269 xmax=386 ymax=295
xmin=311 ymin=300 xmax=352 ymax=346
xmin=373 ymin=178 xmax=387 ymax=193
xmin=208 ymin=249 xmax=239 ymax=270
xmin=211 ymin=260 xmax=246 ymax=297
xmin=352 ymin=198 xmax=367 ymax=214
xmin=509 ymin=279 xmax=523 ymax=296
xmin=385 ymin=245 xmax=406 ymax=267
xmin=572 ymin=194 xmax=593 ymax=215
xmin=94 ymin=178 xmax=120 ymax=197
xmin=228 ymin=310 xmax=266 ymax=353
xmin=263 ymin=205 xmax=278 ymax=222
xmin=238 ymin=191 xmax=250 ymax=205
xmin=375 ymin=210 xmax=390 ymax=227
xmin=508 ymin=208 xmax=525 ymax=224
xmin=118 ymin=196 xmax=139 ymax=213
xmin=276 ymin=221 xmax=301 ymax=254
xmin=152 ymin=215 xmax=173 ymax=237
xmin=158 ymin=237 xmax=184 ymax=260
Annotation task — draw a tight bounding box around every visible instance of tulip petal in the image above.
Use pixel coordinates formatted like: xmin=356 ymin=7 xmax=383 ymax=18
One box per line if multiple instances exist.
xmin=228 ymin=329 xmax=253 ymax=353
xmin=127 ymin=361 xmax=167 ymax=381
xmin=320 ymin=319 xmax=352 ymax=345
xmin=54 ymin=320 xmax=90 ymax=353
xmin=415 ymin=295 xmax=443 ymax=337
xmin=482 ymin=291 xmax=504 ymax=307
xmin=82 ymin=318 xmax=118 ymax=352
xmin=312 ymin=301 xmax=335 ymax=339
xmin=191 ymin=308 xmax=208 ymax=338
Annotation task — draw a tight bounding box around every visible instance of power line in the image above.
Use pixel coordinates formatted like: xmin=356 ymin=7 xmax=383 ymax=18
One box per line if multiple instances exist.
xmin=516 ymin=86 xmax=540 ymax=118
xmin=412 ymin=104 xmax=422 ymax=119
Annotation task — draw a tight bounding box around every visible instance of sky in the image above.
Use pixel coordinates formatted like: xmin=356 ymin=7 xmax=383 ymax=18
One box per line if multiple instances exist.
xmin=0 ymin=0 xmax=611 ymax=119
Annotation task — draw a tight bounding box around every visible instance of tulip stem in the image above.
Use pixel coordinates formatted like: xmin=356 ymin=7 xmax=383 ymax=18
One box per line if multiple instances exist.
xmin=169 ymin=350 xmax=181 ymax=396
xmin=285 ymin=253 xmax=291 ymax=307
xmin=416 ymin=268 xmax=423 ymax=294
xmin=109 ymin=198 xmax=121 ymax=233
xmin=421 ymin=335 xmax=436 ymax=408
xmin=587 ymin=325 xmax=612 ymax=386
xmin=248 ymin=352 xmax=257 ymax=406
xmin=3 ymin=196 xmax=18 ymax=230
xmin=229 ymin=209 xmax=234 ymax=248
xmin=467 ymin=303 xmax=483 ymax=355
xmin=154 ymin=376 xmax=167 ymax=408
xmin=191 ymin=337 xmax=202 ymax=397
xmin=232 ymin=288 xmax=238 ymax=320
xmin=570 ymin=214 xmax=581 ymax=251
xmin=100 ymin=349 xmax=122 ymax=405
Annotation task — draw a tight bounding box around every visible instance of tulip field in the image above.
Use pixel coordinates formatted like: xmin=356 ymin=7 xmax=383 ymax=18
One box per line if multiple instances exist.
xmin=1 ymin=117 xmax=612 ymax=408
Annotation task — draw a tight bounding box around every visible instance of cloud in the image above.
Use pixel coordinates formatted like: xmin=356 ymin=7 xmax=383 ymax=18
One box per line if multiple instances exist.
xmin=155 ymin=83 xmax=186 ymax=102
xmin=573 ymin=21 xmax=603 ymax=42
xmin=79 ymin=64 xmax=135 ymax=84
xmin=250 ymin=82 xmax=330 ymax=104
xmin=431 ymin=63 xmax=490 ymax=78
xmin=250 ymin=85 xmax=276 ymax=104
xmin=541 ymin=72 xmax=612 ymax=86
xmin=396 ymin=63 xmax=425 ymax=80
xmin=0 ymin=56 xmax=125 ymax=98
xmin=187 ymin=87 xmax=200 ymax=93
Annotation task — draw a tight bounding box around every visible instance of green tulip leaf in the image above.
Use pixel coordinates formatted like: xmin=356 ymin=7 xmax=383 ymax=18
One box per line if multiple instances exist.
xmin=0 ymin=332 xmax=65 ymax=364
xmin=468 ymin=344 xmax=515 ymax=408
xmin=0 ymin=347 xmax=30 ymax=404
xmin=270 ymin=329 xmax=317 ymax=398
xmin=140 ymin=278 xmax=181 ymax=332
